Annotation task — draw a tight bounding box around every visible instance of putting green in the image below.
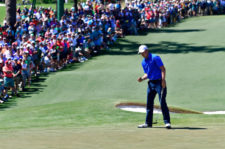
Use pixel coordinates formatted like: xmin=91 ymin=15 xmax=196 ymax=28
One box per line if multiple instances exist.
xmin=0 ymin=125 xmax=225 ymax=149
xmin=0 ymin=15 xmax=225 ymax=148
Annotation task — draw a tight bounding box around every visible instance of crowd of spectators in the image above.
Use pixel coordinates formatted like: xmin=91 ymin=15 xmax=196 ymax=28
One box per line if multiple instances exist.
xmin=0 ymin=0 xmax=225 ymax=103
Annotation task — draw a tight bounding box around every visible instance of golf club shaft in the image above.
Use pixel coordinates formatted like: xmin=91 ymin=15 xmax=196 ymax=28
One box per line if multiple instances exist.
xmin=153 ymin=87 xmax=165 ymax=124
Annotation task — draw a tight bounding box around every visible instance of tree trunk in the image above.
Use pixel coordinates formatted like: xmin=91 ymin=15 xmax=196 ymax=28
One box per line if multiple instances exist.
xmin=5 ymin=0 xmax=16 ymax=28
xmin=74 ymin=0 xmax=77 ymax=11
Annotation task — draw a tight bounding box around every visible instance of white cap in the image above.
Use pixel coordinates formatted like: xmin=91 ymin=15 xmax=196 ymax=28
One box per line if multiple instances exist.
xmin=138 ymin=45 xmax=148 ymax=54
xmin=75 ymin=47 xmax=81 ymax=52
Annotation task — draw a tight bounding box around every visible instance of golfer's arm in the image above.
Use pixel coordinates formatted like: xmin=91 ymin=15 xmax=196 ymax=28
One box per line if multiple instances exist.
xmin=160 ymin=66 xmax=166 ymax=80
xmin=141 ymin=73 xmax=148 ymax=80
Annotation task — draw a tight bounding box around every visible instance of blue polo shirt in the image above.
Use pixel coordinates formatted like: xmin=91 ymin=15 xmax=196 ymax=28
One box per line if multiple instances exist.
xmin=142 ymin=53 xmax=164 ymax=80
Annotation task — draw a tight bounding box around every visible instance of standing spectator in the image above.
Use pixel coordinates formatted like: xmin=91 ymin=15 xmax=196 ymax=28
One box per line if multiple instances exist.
xmin=3 ymin=59 xmax=17 ymax=97
xmin=21 ymin=58 xmax=29 ymax=91
xmin=23 ymin=51 xmax=32 ymax=86
xmin=13 ymin=58 xmax=22 ymax=96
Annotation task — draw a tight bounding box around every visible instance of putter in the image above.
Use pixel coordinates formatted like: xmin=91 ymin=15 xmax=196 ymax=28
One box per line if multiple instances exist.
xmin=153 ymin=87 xmax=164 ymax=124
xmin=153 ymin=115 xmax=158 ymax=124
xmin=153 ymin=102 xmax=159 ymax=124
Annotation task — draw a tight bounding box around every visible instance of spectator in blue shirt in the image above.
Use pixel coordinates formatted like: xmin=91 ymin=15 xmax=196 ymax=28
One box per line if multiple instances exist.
xmin=137 ymin=45 xmax=171 ymax=129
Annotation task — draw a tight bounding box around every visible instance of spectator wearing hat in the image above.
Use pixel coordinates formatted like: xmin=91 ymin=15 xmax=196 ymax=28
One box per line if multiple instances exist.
xmin=115 ymin=20 xmax=124 ymax=38
xmin=2 ymin=37 xmax=8 ymax=46
xmin=6 ymin=45 xmax=14 ymax=60
xmin=62 ymin=37 xmax=70 ymax=65
xmin=71 ymin=33 xmax=78 ymax=50
xmin=21 ymin=58 xmax=29 ymax=91
xmin=23 ymin=51 xmax=32 ymax=86
xmin=32 ymin=40 xmax=42 ymax=77
xmin=74 ymin=46 xmax=86 ymax=63
xmin=43 ymin=53 xmax=52 ymax=72
xmin=56 ymin=37 xmax=64 ymax=68
xmin=13 ymin=58 xmax=22 ymax=96
xmin=22 ymin=35 xmax=27 ymax=44
xmin=3 ymin=60 xmax=17 ymax=97
xmin=29 ymin=34 xmax=36 ymax=43
xmin=15 ymin=26 xmax=23 ymax=39
xmin=14 ymin=46 xmax=23 ymax=60
xmin=49 ymin=44 xmax=58 ymax=71
xmin=28 ymin=22 xmax=36 ymax=35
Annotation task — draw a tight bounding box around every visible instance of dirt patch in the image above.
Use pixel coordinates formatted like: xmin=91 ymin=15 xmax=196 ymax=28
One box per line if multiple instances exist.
xmin=116 ymin=102 xmax=202 ymax=114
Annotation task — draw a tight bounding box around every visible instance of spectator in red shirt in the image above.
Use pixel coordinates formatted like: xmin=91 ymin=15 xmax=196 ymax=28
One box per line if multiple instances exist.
xmin=3 ymin=59 xmax=17 ymax=97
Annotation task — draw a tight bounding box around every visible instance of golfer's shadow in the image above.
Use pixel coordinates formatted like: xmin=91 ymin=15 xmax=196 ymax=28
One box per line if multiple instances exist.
xmin=154 ymin=127 xmax=207 ymax=130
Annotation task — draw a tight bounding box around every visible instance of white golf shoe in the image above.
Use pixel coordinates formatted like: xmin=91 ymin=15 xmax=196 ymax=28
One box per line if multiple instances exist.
xmin=138 ymin=123 xmax=152 ymax=128
xmin=165 ymin=123 xmax=171 ymax=129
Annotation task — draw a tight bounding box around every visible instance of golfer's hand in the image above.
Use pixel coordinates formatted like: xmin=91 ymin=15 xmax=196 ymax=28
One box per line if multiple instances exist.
xmin=162 ymin=79 xmax=166 ymax=88
xmin=137 ymin=77 xmax=143 ymax=82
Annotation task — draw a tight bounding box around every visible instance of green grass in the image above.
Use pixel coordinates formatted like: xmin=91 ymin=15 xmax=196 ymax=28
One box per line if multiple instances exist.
xmin=0 ymin=15 xmax=225 ymax=148
xmin=0 ymin=6 xmax=6 ymax=25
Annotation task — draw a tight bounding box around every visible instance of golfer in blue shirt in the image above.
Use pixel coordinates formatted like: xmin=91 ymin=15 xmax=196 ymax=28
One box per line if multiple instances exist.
xmin=137 ymin=45 xmax=171 ymax=129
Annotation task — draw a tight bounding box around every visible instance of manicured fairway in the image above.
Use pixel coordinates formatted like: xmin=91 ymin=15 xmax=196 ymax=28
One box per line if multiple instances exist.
xmin=0 ymin=16 xmax=225 ymax=148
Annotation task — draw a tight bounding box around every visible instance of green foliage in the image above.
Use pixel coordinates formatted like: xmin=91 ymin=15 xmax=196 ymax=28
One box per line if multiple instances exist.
xmin=41 ymin=0 xmax=55 ymax=3
xmin=0 ymin=7 xmax=5 ymax=25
